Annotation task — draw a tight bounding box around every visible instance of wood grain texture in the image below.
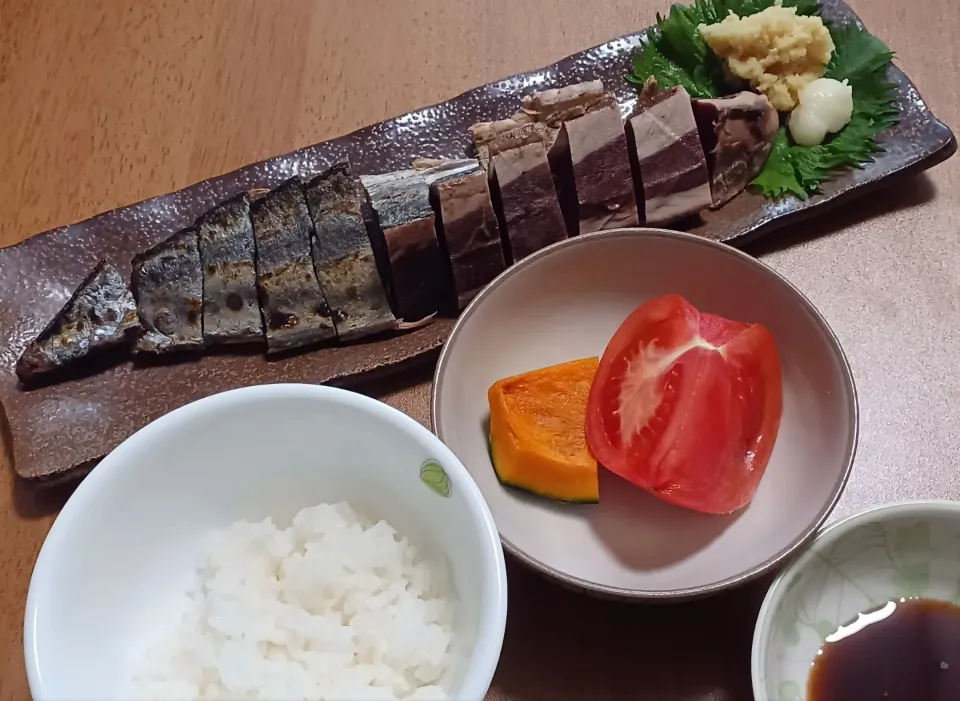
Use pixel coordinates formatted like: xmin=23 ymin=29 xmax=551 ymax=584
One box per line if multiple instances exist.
xmin=1 ymin=0 xmax=958 ymax=699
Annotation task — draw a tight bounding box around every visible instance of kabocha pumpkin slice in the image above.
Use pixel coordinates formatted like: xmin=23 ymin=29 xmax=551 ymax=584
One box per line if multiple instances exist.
xmin=487 ymin=357 xmax=600 ymax=503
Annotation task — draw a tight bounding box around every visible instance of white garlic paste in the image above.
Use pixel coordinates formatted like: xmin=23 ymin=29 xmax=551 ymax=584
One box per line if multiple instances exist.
xmin=788 ymin=77 xmax=854 ymax=146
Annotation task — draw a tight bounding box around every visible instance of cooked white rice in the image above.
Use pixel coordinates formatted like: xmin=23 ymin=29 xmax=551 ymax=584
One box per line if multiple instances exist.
xmin=129 ymin=502 xmax=457 ymax=700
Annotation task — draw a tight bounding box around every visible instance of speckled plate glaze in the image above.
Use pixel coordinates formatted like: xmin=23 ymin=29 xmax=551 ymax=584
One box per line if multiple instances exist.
xmin=0 ymin=0 xmax=953 ymax=484
xmin=752 ymin=501 xmax=960 ymax=701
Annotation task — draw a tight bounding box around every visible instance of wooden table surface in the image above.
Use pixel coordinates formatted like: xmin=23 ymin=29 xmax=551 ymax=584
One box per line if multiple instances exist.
xmin=2 ymin=0 xmax=958 ymax=698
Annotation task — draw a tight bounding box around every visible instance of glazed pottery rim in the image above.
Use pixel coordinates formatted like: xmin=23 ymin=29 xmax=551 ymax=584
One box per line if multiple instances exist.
xmin=431 ymin=227 xmax=860 ymax=601
xmin=750 ymin=499 xmax=960 ymax=699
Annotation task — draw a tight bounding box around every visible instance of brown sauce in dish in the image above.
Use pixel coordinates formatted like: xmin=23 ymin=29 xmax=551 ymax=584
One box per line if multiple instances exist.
xmin=808 ymin=598 xmax=960 ymax=701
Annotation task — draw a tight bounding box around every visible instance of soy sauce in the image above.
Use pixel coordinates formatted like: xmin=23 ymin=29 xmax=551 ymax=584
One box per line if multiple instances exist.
xmin=808 ymin=598 xmax=960 ymax=701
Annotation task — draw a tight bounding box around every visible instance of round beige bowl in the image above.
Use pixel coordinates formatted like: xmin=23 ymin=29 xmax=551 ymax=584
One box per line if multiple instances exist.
xmin=432 ymin=228 xmax=858 ymax=600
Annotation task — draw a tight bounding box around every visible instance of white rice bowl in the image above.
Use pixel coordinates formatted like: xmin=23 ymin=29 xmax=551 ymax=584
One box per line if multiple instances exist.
xmin=129 ymin=501 xmax=458 ymax=700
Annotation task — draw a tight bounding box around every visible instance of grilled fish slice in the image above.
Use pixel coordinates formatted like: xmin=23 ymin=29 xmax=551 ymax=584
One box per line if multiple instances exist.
xmin=15 ymin=260 xmax=140 ymax=382
xmin=692 ymin=91 xmax=780 ymax=207
xmin=196 ymin=193 xmax=263 ymax=345
xmin=626 ymin=78 xmax=713 ymax=225
xmin=360 ymin=169 xmax=450 ymax=321
xmin=413 ymin=158 xmax=506 ymax=309
xmin=518 ymin=80 xmax=640 ymax=235
xmin=470 ymin=121 xmax=568 ymax=262
xmin=131 ymin=227 xmax=204 ymax=354
xmin=303 ymin=163 xmax=397 ymax=341
xmin=251 ymin=178 xmax=337 ymax=353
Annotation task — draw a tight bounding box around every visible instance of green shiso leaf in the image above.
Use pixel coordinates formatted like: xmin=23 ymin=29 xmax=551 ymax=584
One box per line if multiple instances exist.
xmin=625 ymin=0 xmax=899 ymax=199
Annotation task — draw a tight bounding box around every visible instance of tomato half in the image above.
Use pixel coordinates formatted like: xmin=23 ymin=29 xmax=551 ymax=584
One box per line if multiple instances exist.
xmin=585 ymin=294 xmax=783 ymax=515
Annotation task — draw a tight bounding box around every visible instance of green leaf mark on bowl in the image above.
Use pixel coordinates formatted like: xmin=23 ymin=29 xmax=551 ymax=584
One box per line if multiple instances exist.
xmin=421 ymin=459 xmax=451 ymax=498
xmin=890 ymin=562 xmax=930 ymax=599
xmin=778 ymin=680 xmax=802 ymax=701
xmin=892 ymin=520 xmax=932 ymax=555
xmin=814 ymin=619 xmax=837 ymax=640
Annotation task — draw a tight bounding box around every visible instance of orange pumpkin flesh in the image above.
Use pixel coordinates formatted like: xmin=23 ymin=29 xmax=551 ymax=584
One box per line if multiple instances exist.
xmin=487 ymin=357 xmax=600 ymax=503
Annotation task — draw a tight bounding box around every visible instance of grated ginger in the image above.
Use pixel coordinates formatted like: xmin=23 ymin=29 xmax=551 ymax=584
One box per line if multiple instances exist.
xmin=699 ymin=2 xmax=835 ymax=111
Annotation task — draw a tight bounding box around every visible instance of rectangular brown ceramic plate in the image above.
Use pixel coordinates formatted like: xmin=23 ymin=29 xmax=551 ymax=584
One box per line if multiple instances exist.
xmin=0 ymin=0 xmax=954 ymax=484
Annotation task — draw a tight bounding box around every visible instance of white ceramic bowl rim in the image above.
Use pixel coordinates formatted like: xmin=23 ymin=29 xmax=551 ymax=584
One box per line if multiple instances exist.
xmin=24 ymin=383 xmax=508 ymax=701
xmin=751 ymin=499 xmax=960 ymax=698
xmin=431 ymin=227 xmax=860 ymax=599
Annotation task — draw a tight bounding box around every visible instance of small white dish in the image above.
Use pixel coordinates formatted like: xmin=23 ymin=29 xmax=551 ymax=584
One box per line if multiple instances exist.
xmin=25 ymin=384 xmax=507 ymax=701
xmin=432 ymin=228 xmax=857 ymax=599
xmin=752 ymin=500 xmax=960 ymax=701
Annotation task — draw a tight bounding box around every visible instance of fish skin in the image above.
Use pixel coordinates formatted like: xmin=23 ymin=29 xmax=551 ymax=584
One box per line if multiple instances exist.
xmin=15 ymin=260 xmax=140 ymax=382
xmin=304 ymin=162 xmax=397 ymax=341
xmin=360 ymin=169 xmax=449 ymax=321
xmin=196 ymin=193 xmax=264 ymax=345
xmin=131 ymin=226 xmax=205 ymax=354
xmin=251 ymin=177 xmax=337 ymax=353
